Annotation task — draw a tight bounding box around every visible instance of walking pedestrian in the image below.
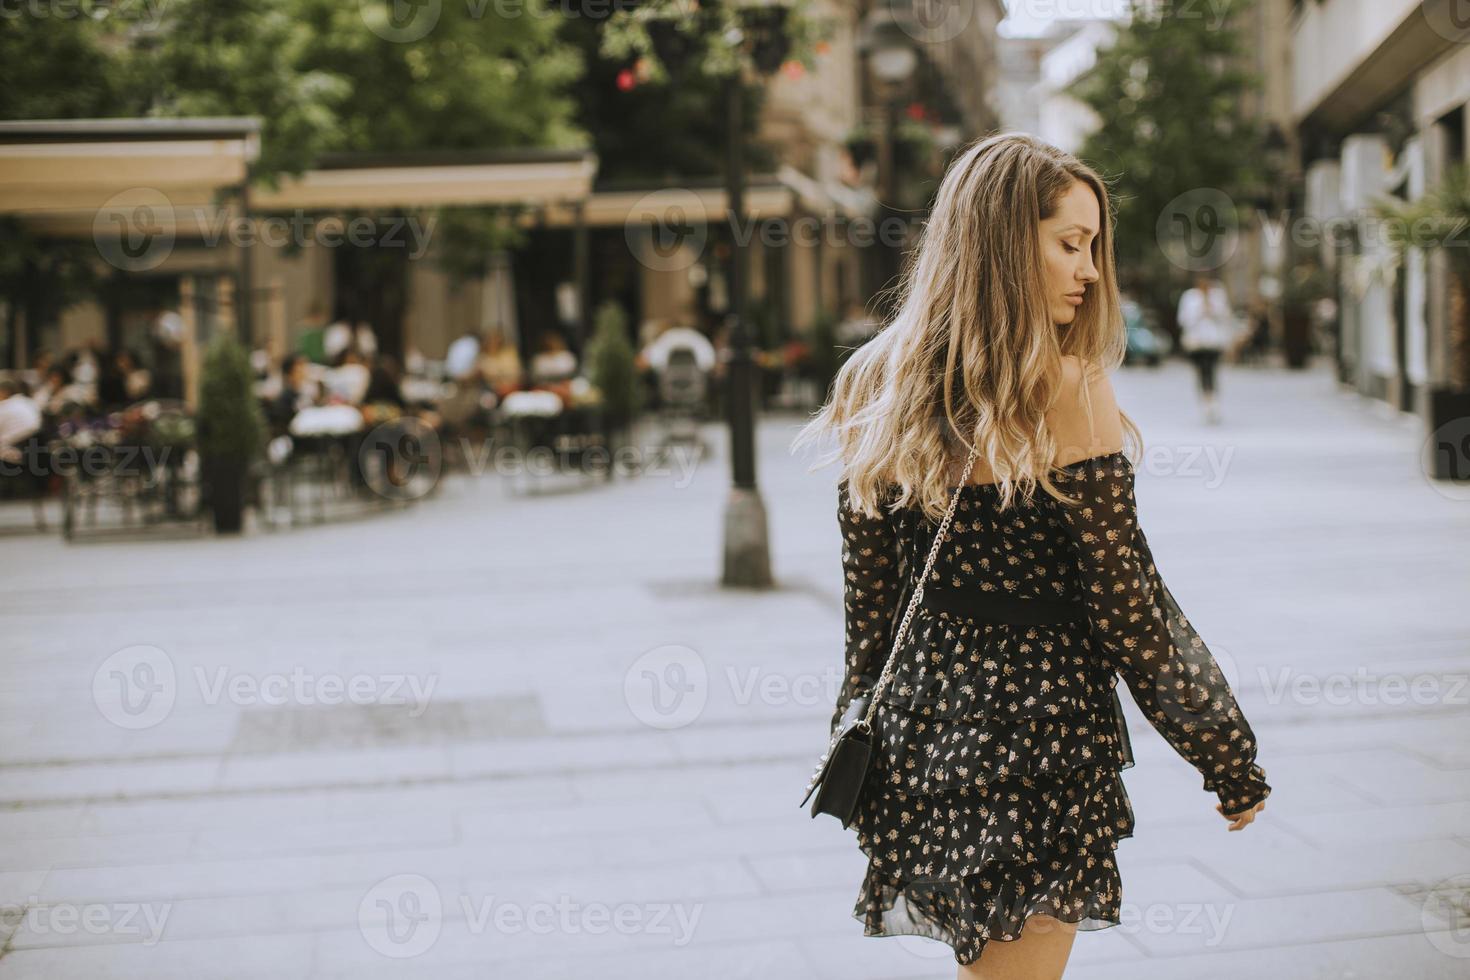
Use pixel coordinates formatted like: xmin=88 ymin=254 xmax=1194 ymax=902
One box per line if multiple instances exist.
xmin=792 ymin=133 xmax=1271 ymax=977
xmin=1176 ymin=274 xmax=1240 ymax=424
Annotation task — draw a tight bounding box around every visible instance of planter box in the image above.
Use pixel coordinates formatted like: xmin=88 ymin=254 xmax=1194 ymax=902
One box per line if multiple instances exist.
xmin=1426 ymin=386 xmax=1470 ymax=482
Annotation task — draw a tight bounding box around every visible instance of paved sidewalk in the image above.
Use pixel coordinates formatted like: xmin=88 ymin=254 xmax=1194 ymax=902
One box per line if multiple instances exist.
xmin=0 ymin=357 xmax=1467 ymax=978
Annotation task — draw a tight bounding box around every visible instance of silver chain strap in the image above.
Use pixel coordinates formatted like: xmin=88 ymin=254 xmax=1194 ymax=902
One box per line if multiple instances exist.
xmin=857 ymin=434 xmax=983 ymax=731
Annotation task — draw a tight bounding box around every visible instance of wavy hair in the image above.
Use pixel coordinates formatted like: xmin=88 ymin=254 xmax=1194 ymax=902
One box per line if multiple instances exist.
xmin=791 ymin=132 xmax=1142 ymax=522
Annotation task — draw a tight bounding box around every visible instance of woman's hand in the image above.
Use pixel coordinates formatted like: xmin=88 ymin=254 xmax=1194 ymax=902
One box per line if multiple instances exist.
xmin=1216 ymin=799 xmax=1265 ymax=831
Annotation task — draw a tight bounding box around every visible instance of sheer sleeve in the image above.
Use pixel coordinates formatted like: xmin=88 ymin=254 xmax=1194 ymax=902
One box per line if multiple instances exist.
xmin=1055 ymin=452 xmax=1272 ymax=817
xmin=832 ymin=478 xmax=906 ymax=735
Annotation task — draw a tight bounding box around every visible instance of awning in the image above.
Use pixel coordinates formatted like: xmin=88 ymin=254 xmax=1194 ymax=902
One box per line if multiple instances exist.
xmin=0 ymin=117 xmax=260 ymax=219
xmin=250 ymin=148 xmax=598 ymax=211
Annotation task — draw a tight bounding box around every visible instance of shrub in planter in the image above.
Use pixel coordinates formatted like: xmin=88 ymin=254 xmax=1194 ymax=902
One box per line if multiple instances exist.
xmin=1373 ymin=164 xmax=1470 ymax=480
xmin=197 ymin=331 xmax=266 ymax=533
xmin=583 ymin=301 xmax=644 ymax=469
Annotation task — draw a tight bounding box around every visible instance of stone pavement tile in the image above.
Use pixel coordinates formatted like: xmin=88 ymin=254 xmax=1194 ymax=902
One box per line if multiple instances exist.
xmin=190 ymin=809 xmax=458 ymax=862
xmin=1196 ymin=838 xmax=1470 ymax=897
xmin=1120 ymin=884 xmax=1432 ymax=957
xmin=215 ymin=745 xmax=452 ymax=794
xmin=445 ymin=730 xmax=679 ymax=780
xmin=1272 ymin=799 xmax=1470 ymax=848
xmin=0 ymin=830 xmax=196 ymax=873
xmin=308 ymin=905 xmax=707 ymax=971
xmin=0 ymin=758 xmax=221 ymax=807
xmin=745 ymin=847 xmax=867 ymax=895
xmin=1114 ymin=817 xmax=1319 ymax=872
xmin=1397 ymin=733 xmax=1470 ymax=769
xmin=309 ymin=934 xmax=805 ymax=980
xmin=359 ymin=772 xmax=580 ymax=813
xmin=310 ymin=840 xmax=598 ymax=891
xmin=1071 ymin=930 xmax=1469 ymax=980
xmin=1329 ymin=755 xmax=1470 ymax=806
xmin=664 ymin=721 xmax=823 ymax=769
xmin=0 ymin=806 xmax=86 ymax=841
xmin=31 ymin=854 xmax=327 ymax=907
xmin=795 ymin=918 xmax=1142 ymax=980
xmin=1266 ymin=713 xmax=1467 ymax=759
xmin=71 ymin=792 xmax=335 ymax=837
xmin=0 ymin=870 xmax=50 ymax=910
xmin=455 ymin=795 xmax=717 ymax=843
xmin=0 ymin=933 xmax=316 ymax=980
xmin=459 ymin=857 xmax=762 ymax=909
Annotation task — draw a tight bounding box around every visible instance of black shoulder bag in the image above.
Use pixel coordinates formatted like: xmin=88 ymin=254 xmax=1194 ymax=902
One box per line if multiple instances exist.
xmin=799 ymin=437 xmax=981 ymax=827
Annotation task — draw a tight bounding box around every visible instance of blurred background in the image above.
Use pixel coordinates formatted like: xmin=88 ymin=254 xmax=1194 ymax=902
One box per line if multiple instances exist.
xmin=1 ymin=0 xmax=1468 ymax=977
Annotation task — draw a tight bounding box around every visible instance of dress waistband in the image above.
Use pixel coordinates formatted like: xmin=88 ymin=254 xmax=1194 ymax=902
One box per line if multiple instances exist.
xmin=917 ymin=582 xmax=1089 ymax=626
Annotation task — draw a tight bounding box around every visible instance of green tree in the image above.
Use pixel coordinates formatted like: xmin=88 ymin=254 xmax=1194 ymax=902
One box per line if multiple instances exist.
xmin=0 ymin=16 xmax=139 ymax=366
xmin=1069 ymin=0 xmax=1266 ymax=333
xmin=584 ymin=299 xmax=643 ymax=431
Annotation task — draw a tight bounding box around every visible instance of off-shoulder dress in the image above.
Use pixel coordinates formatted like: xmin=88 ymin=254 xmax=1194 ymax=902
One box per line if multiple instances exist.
xmin=831 ymin=450 xmax=1272 ymax=966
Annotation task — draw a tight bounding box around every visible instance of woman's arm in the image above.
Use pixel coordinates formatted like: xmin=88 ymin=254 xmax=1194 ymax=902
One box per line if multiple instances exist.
xmin=1049 ymin=366 xmax=1271 ymax=816
xmin=832 ymin=478 xmax=904 ymax=735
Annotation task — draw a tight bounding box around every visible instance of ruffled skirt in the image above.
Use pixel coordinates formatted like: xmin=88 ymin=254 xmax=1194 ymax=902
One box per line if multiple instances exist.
xmin=848 ymin=610 xmax=1137 ymax=966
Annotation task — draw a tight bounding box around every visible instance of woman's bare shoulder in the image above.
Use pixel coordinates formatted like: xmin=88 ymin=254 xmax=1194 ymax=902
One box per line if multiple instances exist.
xmin=1049 ymin=355 xmax=1124 ymax=466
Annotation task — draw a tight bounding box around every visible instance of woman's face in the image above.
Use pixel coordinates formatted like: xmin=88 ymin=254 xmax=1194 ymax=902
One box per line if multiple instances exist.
xmin=1038 ymin=180 xmax=1101 ymax=326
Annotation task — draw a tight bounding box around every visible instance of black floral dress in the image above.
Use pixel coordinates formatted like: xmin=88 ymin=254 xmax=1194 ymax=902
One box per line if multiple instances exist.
xmin=832 ymin=450 xmax=1272 ymax=966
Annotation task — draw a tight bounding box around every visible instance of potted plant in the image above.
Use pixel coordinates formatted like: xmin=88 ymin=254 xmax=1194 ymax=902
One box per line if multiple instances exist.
xmin=197 ymin=331 xmax=266 ymax=533
xmin=1372 ymin=163 xmax=1470 ymax=479
xmin=1280 ymin=251 xmax=1330 ymax=370
xmin=843 ymin=124 xmax=878 ymax=171
xmin=583 ymin=300 xmax=644 ymax=475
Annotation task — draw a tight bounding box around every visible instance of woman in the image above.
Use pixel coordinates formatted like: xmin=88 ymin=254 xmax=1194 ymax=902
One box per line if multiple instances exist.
xmin=792 ymin=134 xmax=1270 ymax=976
xmin=1176 ymin=274 xmax=1239 ymax=424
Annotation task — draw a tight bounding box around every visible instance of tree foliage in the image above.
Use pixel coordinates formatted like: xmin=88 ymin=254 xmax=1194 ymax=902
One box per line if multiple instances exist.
xmin=1070 ymin=1 xmax=1266 ymax=327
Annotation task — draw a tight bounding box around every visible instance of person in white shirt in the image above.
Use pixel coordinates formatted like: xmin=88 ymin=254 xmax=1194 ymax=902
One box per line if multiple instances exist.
xmin=0 ymin=380 xmax=43 ymax=465
xmin=1176 ymin=274 xmax=1239 ymax=424
xmin=445 ymin=330 xmax=482 ymax=382
xmin=639 ymin=321 xmax=717 ymax=374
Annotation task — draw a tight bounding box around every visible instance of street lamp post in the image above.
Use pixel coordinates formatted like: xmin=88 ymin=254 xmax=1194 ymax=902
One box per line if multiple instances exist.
xmin=720 ymin=3 xmax=788 ymax=588
xmin=859 ymin=10 xmax=918 ymax=321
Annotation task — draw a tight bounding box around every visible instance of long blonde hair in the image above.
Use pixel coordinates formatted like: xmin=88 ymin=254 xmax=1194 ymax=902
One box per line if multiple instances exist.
xmin=792 ymin=132 xmax=1141 ymax=522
